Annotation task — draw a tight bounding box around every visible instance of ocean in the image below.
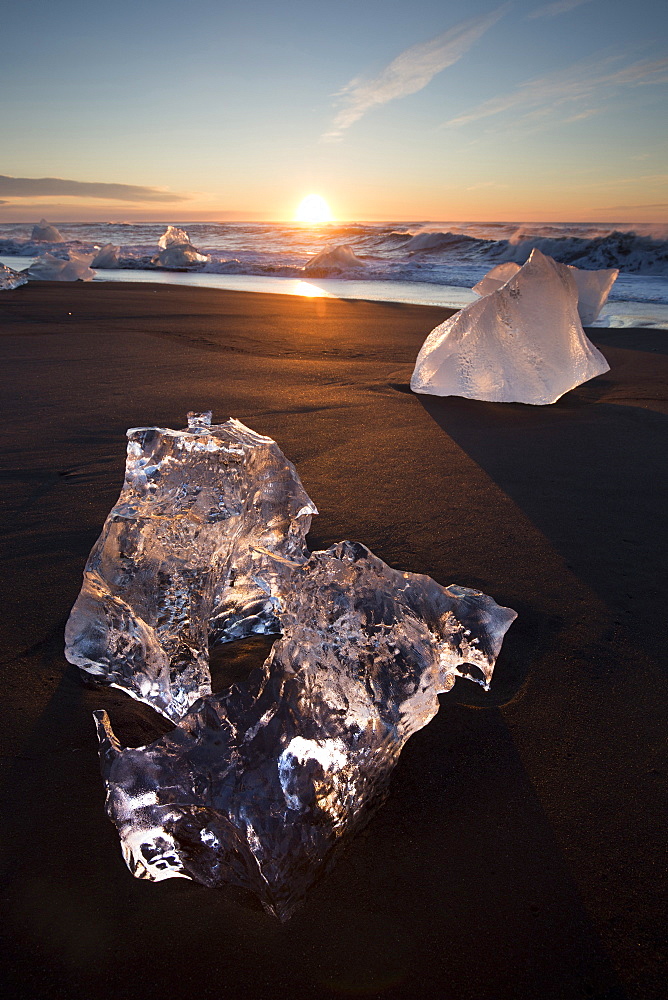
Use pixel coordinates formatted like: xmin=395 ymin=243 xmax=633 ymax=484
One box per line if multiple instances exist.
xmin=2 ymin=219 xmax=668 ymax=327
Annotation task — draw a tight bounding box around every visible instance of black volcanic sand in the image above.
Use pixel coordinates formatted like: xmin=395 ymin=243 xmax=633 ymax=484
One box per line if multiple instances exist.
xmin=0 ymin=281 xmax=666 ymax=1000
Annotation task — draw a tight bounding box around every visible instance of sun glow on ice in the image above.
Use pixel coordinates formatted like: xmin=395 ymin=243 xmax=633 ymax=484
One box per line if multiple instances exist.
xmin=294 ymin=194 xmax=333 ymax=224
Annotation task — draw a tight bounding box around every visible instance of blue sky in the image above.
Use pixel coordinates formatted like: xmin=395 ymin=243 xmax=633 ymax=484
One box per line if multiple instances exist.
xmin=1 ymin=0 xmax=666 ymax=221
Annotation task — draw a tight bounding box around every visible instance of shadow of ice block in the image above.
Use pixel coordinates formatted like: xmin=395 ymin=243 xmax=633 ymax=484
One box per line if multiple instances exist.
xmin=413 ymin=248 xmax=610 ymax=405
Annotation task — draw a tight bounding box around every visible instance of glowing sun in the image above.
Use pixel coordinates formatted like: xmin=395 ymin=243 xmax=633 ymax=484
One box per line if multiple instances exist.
xmin=294 ymin=194 xmax=334 ymax=224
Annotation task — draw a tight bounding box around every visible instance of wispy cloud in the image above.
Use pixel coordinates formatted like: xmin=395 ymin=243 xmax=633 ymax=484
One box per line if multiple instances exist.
xmin=0 ymin=175 xmax=189 ymax=202
xmin=602 ymin=203 xmax=668 ymax=210
xmin=528 ymin=0 xmax=593 ymax=19
xmin=444 ymin=55 xmax=668 ymax=130
xmin=322 ymin=3 xmax=511 ymax=141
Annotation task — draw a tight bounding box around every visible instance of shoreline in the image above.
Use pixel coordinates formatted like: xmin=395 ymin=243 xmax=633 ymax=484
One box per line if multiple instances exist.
xmin=3 ymin=254 xmax=668 ymax=328
xmin=0 ymin=280 xmax=666 ymax=1000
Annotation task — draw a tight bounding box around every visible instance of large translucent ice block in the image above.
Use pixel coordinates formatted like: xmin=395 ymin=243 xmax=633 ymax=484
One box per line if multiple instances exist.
xmin=31 ymin=218 xmax=65 ymax=242
xmin=95 ymin=540 xmax=516 ymax=919
xmin=65 ymin=413 xmax=317 ymax=720
xmin=412 ymin=248 xmax=609 ymax=405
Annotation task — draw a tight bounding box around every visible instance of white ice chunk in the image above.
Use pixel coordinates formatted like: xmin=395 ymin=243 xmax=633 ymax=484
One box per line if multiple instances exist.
xmin=92 ymin=243 xmax=120 ymax=268
xmin=30 ymin=218 xmax=65 ymax=242
xmin=474 ymin=259 xmax=618 ymax=325
xmin=158 ymin=225 xmax=190 ymax=250
xmin=412 ymin=248 xmax=609 ymax=405
xmin=27 ymin=250 xmax=96 ymax=282
xmin=153 ymin=226 xmax=208 ymax=268
xmin=0 ymin=263 xmax=28 ymax=290
xmin=303 ymin=245 xmax=365 ymax=274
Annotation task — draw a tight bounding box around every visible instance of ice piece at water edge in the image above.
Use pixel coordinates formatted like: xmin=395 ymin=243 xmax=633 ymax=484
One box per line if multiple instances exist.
xmin=158 ymin=225 xmax=191 ymax=250
xmin=303 ymin=244 xmax=365 ymax=274
xmin=94 ymin=539 xmax=516 ymax=919
xmin=412 ymin=248 xmax=609 ymax=405
xmin=153 ymin=225 xmax=209 ymax=268
xmin=31 ymin=218 xmax=65 ymax=242
xmin=65 ymin=413 xmax=317 ymax=720
xmin=0 ymin=263 xmax=28 ymax=290
xmin=27 ymin=250 xmax=96 ymax=281
xmin=92 ymin=243 xmax=120 ymax=268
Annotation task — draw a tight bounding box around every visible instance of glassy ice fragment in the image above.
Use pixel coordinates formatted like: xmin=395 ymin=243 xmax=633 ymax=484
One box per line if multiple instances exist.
xmin=412 ymin=248 xmax=610 ymax=405
xmin=94 ymin=540 xmax=516 ymax=919
xmin=303 ymin=245 xmax=365 ymax=274
xmin=92 ymin=243 xmax=120 ymax=268
xmin=474 ymin=259 xmax=618 ymax=324
xmin=65 ymin=415 xmax=317 ymax=720
xmin=31 ymin=218 xmax=65 ymax=242
xmin=27 ymin=250 xmax=96 ymax=281
xmin=0 ymin=263 xmax=28 ymax=290
xmin=153 ymin=226 xmax=209 ymax=268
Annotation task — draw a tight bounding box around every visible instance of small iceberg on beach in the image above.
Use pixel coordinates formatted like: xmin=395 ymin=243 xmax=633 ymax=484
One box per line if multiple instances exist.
xmin=474 ymin=260 xmax=619 ymax=324
xmin=412 ymin=248 xmax=609 ymax=405
xmin=0 ymin=262 xmax=28 ymax=290
xmin=30 ymin=218 xmax=65 ymax=243
xmin=152 ymin=226 xmax=209 ymax=268
xmin=91 ymin=243 xmax=120 ymax=268
xmin=27 ymin=250 xmax=96 ymax=281
xmin=303 ymin=244 xmax=366 ymax=275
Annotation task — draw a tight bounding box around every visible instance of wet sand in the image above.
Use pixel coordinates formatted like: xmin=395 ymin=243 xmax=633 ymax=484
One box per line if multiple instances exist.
xmin=0 ymin=281 xmax=666 ymax=1000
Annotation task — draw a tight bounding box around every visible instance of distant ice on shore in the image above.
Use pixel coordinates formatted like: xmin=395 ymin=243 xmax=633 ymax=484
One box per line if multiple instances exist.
xmin=152 ymin=226 xmax=209 ymax=268
xmin=91 ymin=243 xmax=120 ymax=268
xmin=30 ymin=219 xmax=65 ymax=243
xmin=303 ymin=244 xmax=365 ymax=275
xmin=28 ymin=250 xmax=96 ymax=281
xmin=0 ymin=262 xmax=28 ymax=290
